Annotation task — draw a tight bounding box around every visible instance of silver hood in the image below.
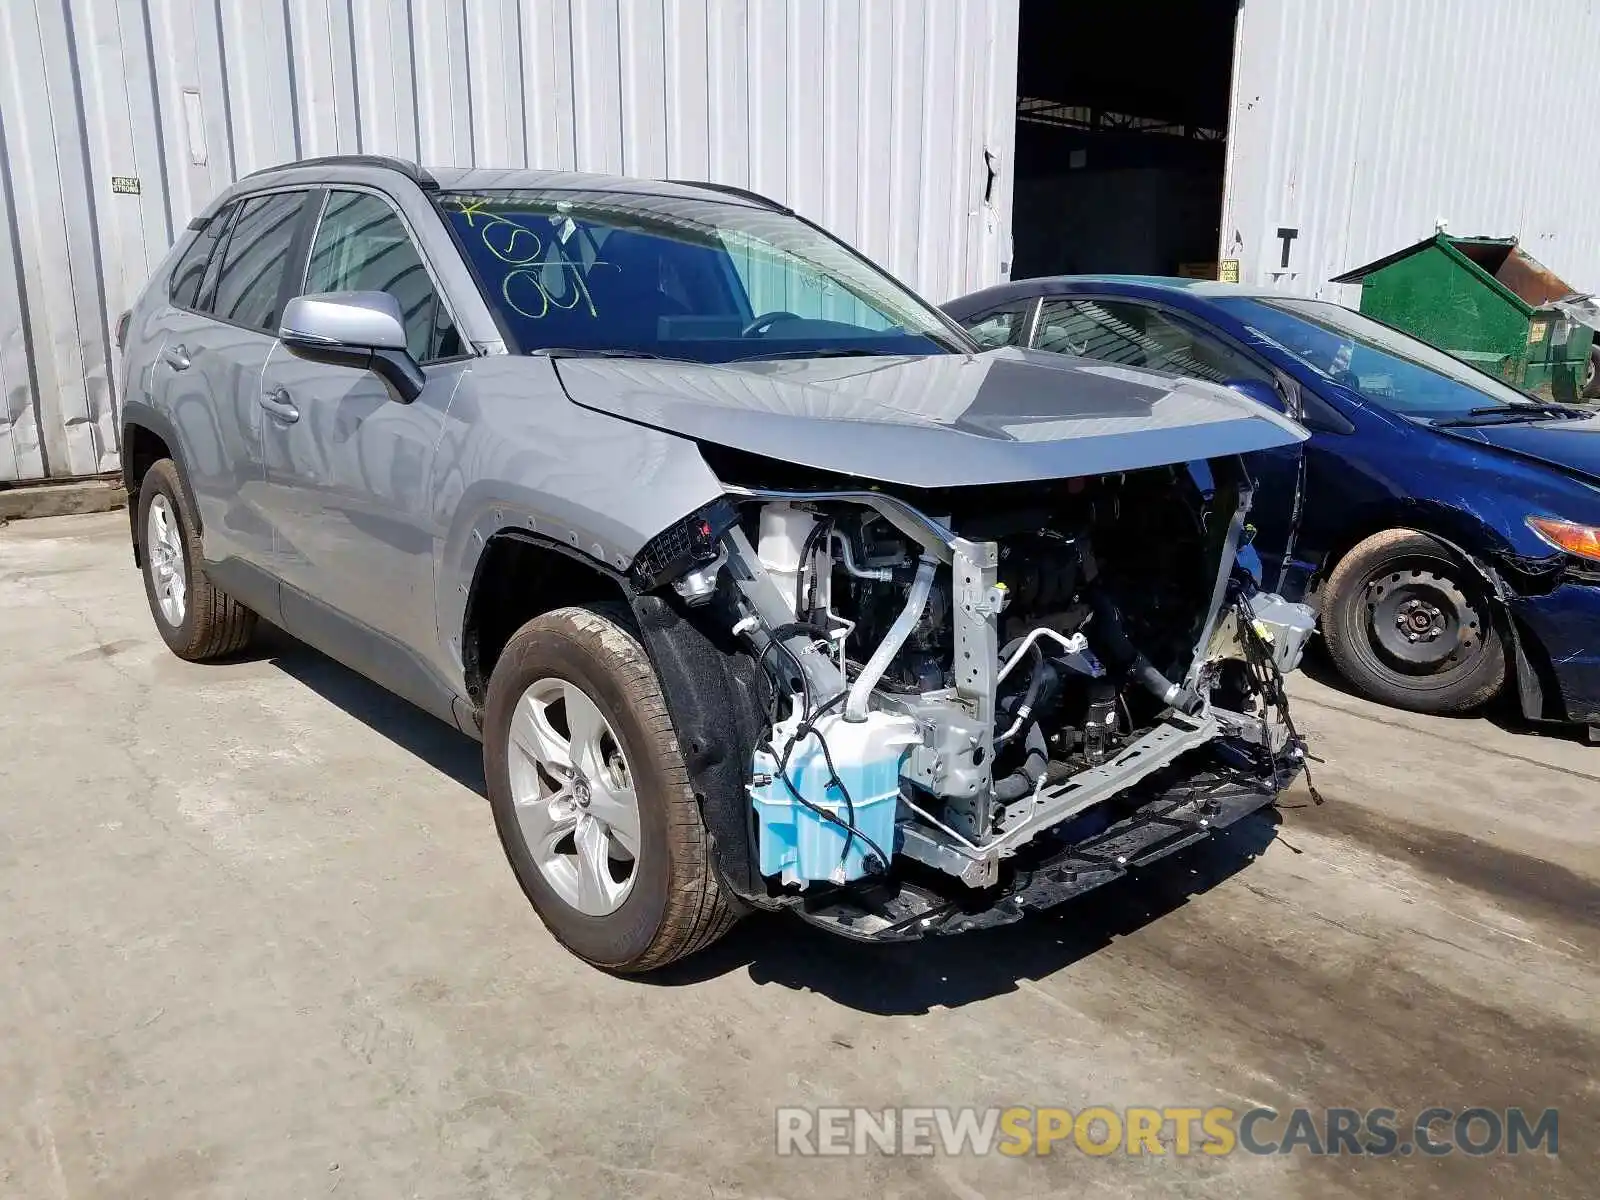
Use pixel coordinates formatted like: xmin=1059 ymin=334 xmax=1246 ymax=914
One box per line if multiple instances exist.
xmin=555 ymin=347 xmax=1309 ymax=488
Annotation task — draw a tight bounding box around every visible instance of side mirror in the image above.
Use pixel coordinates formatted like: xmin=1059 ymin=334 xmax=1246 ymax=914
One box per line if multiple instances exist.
xmin=279 ymin=291 xmax=425 ymax=403
xmin=1224 ymin=377 xmax=1287 ymax=413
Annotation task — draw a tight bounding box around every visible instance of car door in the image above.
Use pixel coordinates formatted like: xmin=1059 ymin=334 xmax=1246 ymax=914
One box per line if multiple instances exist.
xmin=1027 ymin=295 xmax=1307 ymax=588
xmin=150 ymin=191 xmax=310 ymax=612
xmin=258 ymin=187 xmax=470 ymax=696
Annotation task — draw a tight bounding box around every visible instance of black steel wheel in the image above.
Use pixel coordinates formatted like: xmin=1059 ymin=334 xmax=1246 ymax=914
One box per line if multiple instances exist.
xmin=1322 ymin=529 xmax=1506 ymax=714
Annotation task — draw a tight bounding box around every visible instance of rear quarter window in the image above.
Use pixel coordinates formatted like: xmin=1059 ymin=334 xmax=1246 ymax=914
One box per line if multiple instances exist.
xmin=168 ymin=204 xmax=235 ymax=310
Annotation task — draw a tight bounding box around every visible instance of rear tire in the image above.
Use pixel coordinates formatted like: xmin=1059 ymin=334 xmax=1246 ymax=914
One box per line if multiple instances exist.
xmin=137 ymin=458 xmax=256 ymax=661
xmin=483 ymin=604 xmax=737 ymax=973
xmin=1322 ymin=528 xmax=1505 ymax=714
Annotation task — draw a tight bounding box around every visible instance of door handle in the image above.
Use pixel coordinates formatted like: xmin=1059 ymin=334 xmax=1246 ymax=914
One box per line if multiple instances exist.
xmin=164 ymin=344 xmax=191 ymax=371
xmin=260 ymin=387 xmax=300 ymax=423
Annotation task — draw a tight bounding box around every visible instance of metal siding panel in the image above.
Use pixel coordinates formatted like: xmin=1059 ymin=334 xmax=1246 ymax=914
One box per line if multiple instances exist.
xmin=467 ymin=0 xmax=526 ymax=167
xmin=1225 ymin=0 xmax=1600 ymax=299
xmin=1 ymin=0 xmax=1019 ymax=481
xmin=411 ymin=0 xmax=474 ymax=165
xmin=886 ymin=0 xmax=925 ymax=301
xmin=854 ymin=0 xmax=893 ymax=269
xmin=619 ymin=0 xmax=669 ymax=179
xmin=4 ymin=0 xmax=105 ymax=477
xmin=663 ymin=0 xmax=710 ymax=180
xmin=570 ymin=0 xmax=624 ymax=175
xmin=914 ymin=0 xmax=959 ymax=303
xmin=784 ymin=0 xmax=824 ymax=226
xmin=520 ymin=0 xmax=577 ymax=171
xmin=745 ymin=0 xmax=787 ymax=202
xmin=704 ymin=0 xmax=748 ymax=187
xmin=0 ymin=101 xmax=46 ymax=482
xmin=822 ymin=0 xmax=861 ymax=245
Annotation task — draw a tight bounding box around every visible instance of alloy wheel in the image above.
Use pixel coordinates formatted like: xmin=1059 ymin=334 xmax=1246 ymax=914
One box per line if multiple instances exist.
xmin=146 ymin=494 xmax=188 ymax=627
xmin=506 ymin=677 xmax=642 ymax=916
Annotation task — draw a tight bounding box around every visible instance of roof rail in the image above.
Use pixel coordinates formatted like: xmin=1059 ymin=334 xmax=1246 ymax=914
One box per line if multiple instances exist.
xmin=242 ymin=155 xmax=439 ymax=190
xmin=663 ymin=179 xmax=790 ymax=213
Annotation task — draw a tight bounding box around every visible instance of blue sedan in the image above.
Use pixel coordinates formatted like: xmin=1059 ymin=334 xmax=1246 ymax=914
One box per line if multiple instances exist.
xmin=944 ymin=276 xmax=1600 ymax=735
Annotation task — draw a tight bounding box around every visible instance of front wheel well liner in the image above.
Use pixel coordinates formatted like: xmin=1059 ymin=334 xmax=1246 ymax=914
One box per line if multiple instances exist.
xmin=460 ymin=530 xmax=630 ymax=705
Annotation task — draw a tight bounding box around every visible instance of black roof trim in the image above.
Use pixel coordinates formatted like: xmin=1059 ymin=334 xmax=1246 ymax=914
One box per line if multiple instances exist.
xmin=242 ymin=155 xmax=439 ymax=190
xmin=663 ymin=179 xmax=791 ymax=213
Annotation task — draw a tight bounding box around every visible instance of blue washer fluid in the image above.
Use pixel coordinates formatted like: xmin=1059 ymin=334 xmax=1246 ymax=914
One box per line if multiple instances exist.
xmin=750 ymin=710 xmax=919 ymax=885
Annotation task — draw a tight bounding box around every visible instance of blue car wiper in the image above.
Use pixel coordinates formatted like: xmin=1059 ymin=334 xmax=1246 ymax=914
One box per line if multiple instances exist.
xmin=727 ymin=346 xmax=901 ymax=362
xmin=532 ymin=347 xmax=690 ymax=362
xmin=1432 ymin=403 xmax=1588 ymax=426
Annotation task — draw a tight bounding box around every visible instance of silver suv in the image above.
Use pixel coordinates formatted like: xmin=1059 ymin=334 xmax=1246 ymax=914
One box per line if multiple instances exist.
xmin=119 ymin=156 xmax=1314 ymax=972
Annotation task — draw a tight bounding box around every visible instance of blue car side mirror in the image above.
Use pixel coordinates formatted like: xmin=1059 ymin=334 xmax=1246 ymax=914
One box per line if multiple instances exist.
xmin=1224 ymin=378 xmax=1288 ymax=413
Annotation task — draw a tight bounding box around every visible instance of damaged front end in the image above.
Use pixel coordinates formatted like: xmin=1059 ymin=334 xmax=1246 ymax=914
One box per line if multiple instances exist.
xmin=630 ymin=455 xmax=1315 ymax=942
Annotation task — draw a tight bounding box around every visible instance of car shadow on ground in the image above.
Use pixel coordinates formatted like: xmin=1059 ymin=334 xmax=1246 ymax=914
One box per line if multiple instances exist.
xmin=1296 ymin=639 xmax=1593 ymax=744
xmin=255 ymin=623 xmax=487 ymax=797
xmin=251 ymin=624 xmax=1283 ymax=1013
xmin=644 ymin=813 xmax=1281 ymax=1014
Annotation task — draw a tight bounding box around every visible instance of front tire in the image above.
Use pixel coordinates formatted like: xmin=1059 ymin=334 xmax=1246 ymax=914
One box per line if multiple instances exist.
xmin=483 ymin=604 xmax=737 ymax=973
xmin=1322 ymin=528 xmax=1506 ymax=714
xmin=137 ymin=458 xmax=256 ymax=661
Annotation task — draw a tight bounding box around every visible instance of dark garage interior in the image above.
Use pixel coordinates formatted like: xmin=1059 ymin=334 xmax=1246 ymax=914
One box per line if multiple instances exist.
xmin=1011 ymin=0 xmax=1241 ymax=280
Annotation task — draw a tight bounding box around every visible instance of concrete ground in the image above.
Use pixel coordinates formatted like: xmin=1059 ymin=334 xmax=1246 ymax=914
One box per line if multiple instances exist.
xmin=2 ymin=511 xmax=1596 ymax=1200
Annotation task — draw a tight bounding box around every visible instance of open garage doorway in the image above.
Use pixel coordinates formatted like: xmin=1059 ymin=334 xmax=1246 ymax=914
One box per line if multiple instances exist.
xmin=1011 ymin=0 xmax=1240 ymax=281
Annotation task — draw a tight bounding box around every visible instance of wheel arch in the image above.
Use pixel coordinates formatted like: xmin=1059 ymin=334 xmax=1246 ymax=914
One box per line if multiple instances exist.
xmin=120 ymin=400 xmax=201 ymax=567
xmin=458 ymin=522 xmax=771 ymax=902
xmin=459 ymin=528 xmax=632 ymax=708
xmin=1308 ymin=496 xmax=1519 ymax=600
xmin=1317 ymin=511 xmax=1555 ymax=719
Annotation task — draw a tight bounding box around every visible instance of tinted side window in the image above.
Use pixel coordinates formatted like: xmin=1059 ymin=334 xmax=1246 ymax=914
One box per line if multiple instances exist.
xmin=1035 ymin=298 xmax=1271 ymax=384
xmin=304 ymin=191 xmax=460 ymax=362
xmin=212 ymin=192 xmax=307 ymax=331
xmin=169 ymin=203 xmax=235 ymax=309
xmin=961 ymin=302 xmax=1032 ymax=349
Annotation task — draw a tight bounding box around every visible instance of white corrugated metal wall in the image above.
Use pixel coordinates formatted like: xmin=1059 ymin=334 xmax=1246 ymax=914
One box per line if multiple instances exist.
xmin=1223 ymin=0 xmax=1600 ymax=300
xmin=0 ymin=0 xmax=1020 ymax=483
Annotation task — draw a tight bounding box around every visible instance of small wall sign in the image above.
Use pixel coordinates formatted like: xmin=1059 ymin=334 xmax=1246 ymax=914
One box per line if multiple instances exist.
xmin=110 ymin=176 xmax=141 ymax=195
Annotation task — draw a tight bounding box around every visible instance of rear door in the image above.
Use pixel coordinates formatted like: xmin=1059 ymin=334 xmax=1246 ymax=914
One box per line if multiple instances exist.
xmin=152 ymin=190 xmax=311 ymax=607
xmin=258 ymin=187 xmax=470 ymax=686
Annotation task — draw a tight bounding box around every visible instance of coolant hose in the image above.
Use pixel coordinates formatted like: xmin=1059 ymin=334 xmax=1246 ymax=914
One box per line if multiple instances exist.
xmin=845 ymin=555 xmax=938 ymax=722
xmin=995 ymin=640 xmax=1046 ymax=748
xmin=1087 ymin=588 xmax=1203 ymax=715
xmin=993 ymin=720 xmax=1049 ymax=803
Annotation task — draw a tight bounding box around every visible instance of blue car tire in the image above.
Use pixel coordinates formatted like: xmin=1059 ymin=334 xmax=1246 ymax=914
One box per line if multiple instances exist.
xmin=1321 ymin=528 xmax=1506 ymax=715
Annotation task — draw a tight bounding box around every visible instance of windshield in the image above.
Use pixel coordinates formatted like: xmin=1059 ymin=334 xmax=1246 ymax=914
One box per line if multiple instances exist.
xmin=1214 ymin=296 xmax=1536 ymax=415
xmin=436 ymin=189 xmax=963 ymax=363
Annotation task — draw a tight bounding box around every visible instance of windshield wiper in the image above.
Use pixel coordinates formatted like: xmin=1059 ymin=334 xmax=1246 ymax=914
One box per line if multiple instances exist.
xmin=727 ymin=346 xmax=904 ymax=362
xmin=1432 ymin=402 xmax=1588 ymax=427
xmin=531 ymin=347 xmax=689 ymax=362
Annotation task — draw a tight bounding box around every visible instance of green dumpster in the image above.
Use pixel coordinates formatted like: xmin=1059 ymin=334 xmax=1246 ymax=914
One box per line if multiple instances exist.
xmin=1331 ymin=234 xmax=1593 ymax=402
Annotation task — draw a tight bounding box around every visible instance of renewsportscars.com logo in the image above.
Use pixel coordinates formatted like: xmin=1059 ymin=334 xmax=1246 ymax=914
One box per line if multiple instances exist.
xmin=775 ymin=1106 xmax=1559 ymax=1158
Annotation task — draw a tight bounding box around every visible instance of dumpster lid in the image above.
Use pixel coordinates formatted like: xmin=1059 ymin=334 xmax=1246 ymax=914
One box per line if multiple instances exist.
xmin=1332 ymin=233 xmax=1576 ymax=310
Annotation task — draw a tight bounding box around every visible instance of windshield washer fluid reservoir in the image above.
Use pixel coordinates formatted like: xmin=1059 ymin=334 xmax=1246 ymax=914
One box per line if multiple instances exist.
xmin=751 ymin=710 xmax=917 ymax=885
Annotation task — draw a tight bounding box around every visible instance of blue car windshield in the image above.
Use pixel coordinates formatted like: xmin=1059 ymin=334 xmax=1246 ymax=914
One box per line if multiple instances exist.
xmin=1214 ymin=296 xmax=1535 ymax=414
xmin=436 ymin=190 xmax=963 ymax=362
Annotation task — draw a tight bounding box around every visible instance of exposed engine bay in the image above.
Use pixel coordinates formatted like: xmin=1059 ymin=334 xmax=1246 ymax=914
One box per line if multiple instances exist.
xmin=641 ymin=455 xmax=1315 ymax=939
